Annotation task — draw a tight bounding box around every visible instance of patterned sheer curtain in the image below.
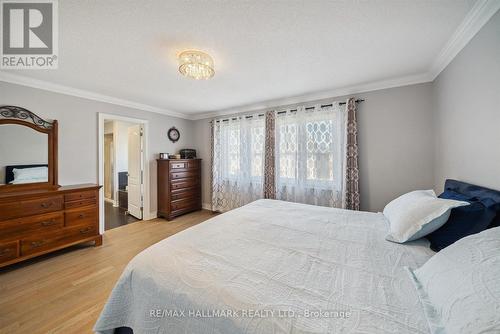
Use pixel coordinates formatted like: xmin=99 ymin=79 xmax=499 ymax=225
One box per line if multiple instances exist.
xmin=275 ymin=104 xmax=346 ymax=207
xmin=211 ymin=115 xmax=265 ymax=212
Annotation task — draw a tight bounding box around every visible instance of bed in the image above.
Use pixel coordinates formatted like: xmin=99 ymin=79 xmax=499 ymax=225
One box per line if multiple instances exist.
xmin=95 ymin=199 xmax=436 ymax=334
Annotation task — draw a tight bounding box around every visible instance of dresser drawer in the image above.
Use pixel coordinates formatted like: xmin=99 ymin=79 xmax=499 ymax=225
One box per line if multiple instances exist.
xmin=21 ymin=223 xmax=98 ymax=256
xmin=65 ymin=190 xmax=96 ymax=202
xmin=170 ymin=170 xmax=199 ymax=180
xmin=0 ymin=197 xmax=63 ymax=220
xmin=0 ymin=241 xmax=19 ymax=264
xmin=65 ymin=207 xmax=98 ymax=227
xmin=0 ymin=201 xmax=23 ymax=220
xmin=169 ymin=206 xmax=201 ymax=219
xmin=21 ymin=196 xmax=64 ymax=216
xmin=170 ymin=197 xmax=200 ymax=211
xmin=170 ymin=178 xmax=199 ymax=190
xmin=170 ymin=161 xmax=187 ymax=169
xmin=0 ymin=212 xmax=64 ymax=240
xmin=170 ymin=188 xmax=200 ymax=201
xmin=65 ymin=197 xmax=97 ymax=209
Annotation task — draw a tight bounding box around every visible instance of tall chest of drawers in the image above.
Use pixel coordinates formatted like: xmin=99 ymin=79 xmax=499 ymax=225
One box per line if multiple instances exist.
xmin=157 ymin=159 xmax=201 ymax=220
xmin=0 ymin=184 xmax=102 ymax=268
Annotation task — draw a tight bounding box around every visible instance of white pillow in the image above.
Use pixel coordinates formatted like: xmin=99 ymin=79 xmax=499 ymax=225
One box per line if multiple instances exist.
xmin=384 ymin=190 xmax=468 ymax=243
xmin=10 ymin=177 xmax=47 ymax=184
xmin=407 ymin=227 xmax=500 ymax=333
xmin=11 ymin=166 xmax=48 ymax=183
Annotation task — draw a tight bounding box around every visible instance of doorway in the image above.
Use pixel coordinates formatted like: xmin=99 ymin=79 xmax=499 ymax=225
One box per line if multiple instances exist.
xmin=98 ymin=114 xmax=150 ymax=233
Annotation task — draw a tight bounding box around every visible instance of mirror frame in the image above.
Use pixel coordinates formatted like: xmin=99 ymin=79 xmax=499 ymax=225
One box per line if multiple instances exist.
xmin=0 ymin=105 xmax=58 ymax=192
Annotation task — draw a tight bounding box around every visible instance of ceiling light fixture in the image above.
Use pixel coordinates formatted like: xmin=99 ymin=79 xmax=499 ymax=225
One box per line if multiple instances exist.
xmin=178 ymin=50 xmax=215 ymax=80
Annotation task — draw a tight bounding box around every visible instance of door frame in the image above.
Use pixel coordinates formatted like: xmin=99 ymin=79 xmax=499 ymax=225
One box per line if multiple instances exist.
xmin=98 ymin=113 xmax=151 ymax=234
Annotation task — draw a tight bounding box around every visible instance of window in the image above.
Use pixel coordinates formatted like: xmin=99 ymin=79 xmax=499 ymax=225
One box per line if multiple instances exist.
xmin=212 ymin=115 xmax=265 ymax=211
xmin=275 ymin=105 xmax=344 ymax=207
xmin=306 ymin=120 xmax=334 ymax=181
xmin=278 ymin=123 xmax=297 ymax=179
xmin=218 ymin=119 xmax=264 ymax=179
xmin=212 ymin=104 xmax=345 ymax=211
xmin=227 ymin=126 xmax=240 ymax=176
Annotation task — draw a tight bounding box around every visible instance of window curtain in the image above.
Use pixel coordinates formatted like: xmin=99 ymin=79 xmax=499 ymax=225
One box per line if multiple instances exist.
xmin=274 ymin=104 xmax=345 ymax=207
xmin=343 ymin=98 xmax=360 ymax=210
xmin=263 ymin=111 xmax=276 ymax=199
xmin=211 ymin=115 xmax=265 ymax=212
xmin=210 ymin=98 xmax=360 ymax=211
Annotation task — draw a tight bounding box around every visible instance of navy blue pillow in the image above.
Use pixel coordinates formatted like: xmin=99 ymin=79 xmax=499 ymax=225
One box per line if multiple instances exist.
xmin=426 ymin=190 xmax=497 ymax=252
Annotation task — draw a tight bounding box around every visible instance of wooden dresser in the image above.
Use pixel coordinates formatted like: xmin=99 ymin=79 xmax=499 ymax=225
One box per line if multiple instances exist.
xmin=157 ymin=159 xmax=201 ymax=220
xmin=0 ymin=106 xmax=102 ymax=268
xmin=0 ymin=184 xmax=102 ymax=268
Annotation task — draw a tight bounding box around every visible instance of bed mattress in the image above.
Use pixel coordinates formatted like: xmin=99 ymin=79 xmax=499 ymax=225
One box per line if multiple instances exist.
xmin=95 ymin=199 xmax=435 ymax=334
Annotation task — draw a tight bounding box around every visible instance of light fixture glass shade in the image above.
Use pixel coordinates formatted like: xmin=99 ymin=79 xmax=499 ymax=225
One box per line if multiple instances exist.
xmin=178 ymin=50 xmax=215 ymax=80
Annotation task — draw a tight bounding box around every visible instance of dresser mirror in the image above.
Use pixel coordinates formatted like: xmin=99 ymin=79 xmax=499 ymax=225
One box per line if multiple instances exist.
xmin=0 ymin=106 xmax=58 ymax=191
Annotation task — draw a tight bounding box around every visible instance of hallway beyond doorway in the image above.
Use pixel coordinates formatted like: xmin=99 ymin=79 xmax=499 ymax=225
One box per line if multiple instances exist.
xmin=105 ymin=202 xmax=139 ymax=231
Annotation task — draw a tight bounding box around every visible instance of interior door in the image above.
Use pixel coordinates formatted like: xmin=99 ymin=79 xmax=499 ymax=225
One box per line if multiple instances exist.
xmin=128 ymin=124 xmax=143 ymax=219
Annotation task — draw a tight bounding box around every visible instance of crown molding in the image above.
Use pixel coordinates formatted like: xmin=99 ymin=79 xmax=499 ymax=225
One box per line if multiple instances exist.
xmin=429 ymin=0 xmax=500 ymax=80
xmin=0 ymin=71 xmax=190 ymax=119
xmin=190 ymin=72 xmax=433 ymax=120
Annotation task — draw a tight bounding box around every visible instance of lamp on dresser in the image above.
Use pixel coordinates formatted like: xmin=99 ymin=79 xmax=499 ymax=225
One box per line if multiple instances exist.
xmin=157 ymin=158 xmax=202 ymax=220
xmin=0 ymin=106 xmax=102 ymax=268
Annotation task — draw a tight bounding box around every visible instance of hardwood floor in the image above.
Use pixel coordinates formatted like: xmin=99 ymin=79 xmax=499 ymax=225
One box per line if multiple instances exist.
xmin=104 ymin=201 xmax=139 ymax=231
xmin=0 ymin=210 xmax=217 ymax=334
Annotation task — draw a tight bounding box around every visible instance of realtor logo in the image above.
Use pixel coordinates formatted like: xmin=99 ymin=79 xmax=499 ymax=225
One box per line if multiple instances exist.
xmin=1 ymin=0 xmax=58 ymax=69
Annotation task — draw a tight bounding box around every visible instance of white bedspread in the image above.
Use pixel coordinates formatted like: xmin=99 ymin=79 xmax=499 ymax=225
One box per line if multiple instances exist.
xmin=95 ymin=199 xmax=435 ymax=334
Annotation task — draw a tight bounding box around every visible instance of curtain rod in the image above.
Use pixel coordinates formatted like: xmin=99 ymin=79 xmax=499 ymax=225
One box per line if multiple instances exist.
xmin=212 ymin=99 xmax=365 ymax=122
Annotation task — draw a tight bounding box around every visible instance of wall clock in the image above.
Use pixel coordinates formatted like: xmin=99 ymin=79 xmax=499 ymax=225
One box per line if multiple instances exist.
xmin=167 ymin=126 xmax=180 ymax=143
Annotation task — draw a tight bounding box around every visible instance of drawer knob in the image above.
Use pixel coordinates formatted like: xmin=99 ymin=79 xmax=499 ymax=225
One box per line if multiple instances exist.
xmin=41 ymin=220 xmax=57 ymax=226
xmin=40 ymin=202 xmax=54 ymax=208
xmin=79 ymin=214 xmax=86 ymax=219
xmin=31 ymin=240 xmax=45 ymax=248
xmin=0 ymin=249 xmax=12 ymax=257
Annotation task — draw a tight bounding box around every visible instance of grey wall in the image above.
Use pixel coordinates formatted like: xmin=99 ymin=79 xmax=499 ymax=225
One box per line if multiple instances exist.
xmin=0 ymin=82 xmax=195 ymax=217
xmin=194 ymin=82 xmax=435 ymax=212
xmin=433 ymin=10 xmax=500 ymax=192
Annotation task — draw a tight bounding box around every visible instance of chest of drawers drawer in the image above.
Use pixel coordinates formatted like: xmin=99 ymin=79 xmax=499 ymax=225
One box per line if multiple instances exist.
xmin=170 ymin=170 xmax=199 ymax=180
xmin=170 ymin=160 xmax=200 ymax=170
xmin=0 ymin=241 xmax=19 ymax=264
xmin=20 ymin=223 xmax=98 ymax=256
xmin=64 ymin=189 xmax=97 ymax=209
xmin=65 ymin=190 xmax=97 ymax=202
xmin=0 ymin=196 xmax=64 ymax=220
xmin=170 ymin=188 xmax=200 ymax=201
xmin=170 ymin=161 xmax=187 ymax=169
xmin=170 ymin=197 xmax=200 ymax=211
xmin=65 ymin=207 xmax=98 ymax=227
xmin=170 ymin=178 xmax=199 ymax=190
xmin=65 ymin=197 xmax=97 ymax=209
xmin=0 ymin=212 xmax=64 ymax=241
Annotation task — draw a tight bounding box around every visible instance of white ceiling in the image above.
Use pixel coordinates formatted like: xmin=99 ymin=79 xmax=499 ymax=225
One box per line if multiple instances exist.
xmin=1 ymin=0 xmax=494 ymax=118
